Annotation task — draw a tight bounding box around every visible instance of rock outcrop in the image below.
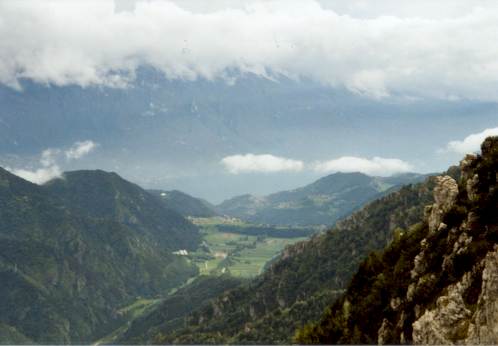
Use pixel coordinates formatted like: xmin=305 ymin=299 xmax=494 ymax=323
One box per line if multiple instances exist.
xmin=409 ymin=141 xmax=498 ymax=344
xmin=295 ymin=136 xmax=498 ymax=345
xmin=426 ymin=175 xmax=459 ymax=234
xmin=412 ymin=246 xmax=498 ymax=344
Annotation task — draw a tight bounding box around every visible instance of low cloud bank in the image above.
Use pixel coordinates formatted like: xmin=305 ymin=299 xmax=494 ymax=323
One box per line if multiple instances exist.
xmin=2 ymin=1 xmax=498 ymax=100
xmin=312 ymin=156 xmax=413 ymax=176
xmin=222 ymin=154 xmax=413 ymax=176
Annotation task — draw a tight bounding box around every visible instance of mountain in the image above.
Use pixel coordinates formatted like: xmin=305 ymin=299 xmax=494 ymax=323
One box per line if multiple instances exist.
xmin=295 ymin=137 xmax=498 ymax=344
xmin=43 ymin=170 xmax=200 ymax=250
xmin=0 ymin=169 xmax=200 ymax=344
xmin=148 ymin=189 xmax=218 ymax=218
xmin=145 ymin=173 xmax=435 ymax=344
xmin=217 ymin=172 xmax=427 ymax=226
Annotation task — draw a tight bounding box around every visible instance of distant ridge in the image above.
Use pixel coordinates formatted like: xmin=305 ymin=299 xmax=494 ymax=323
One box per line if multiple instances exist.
xmin=148 ymin=189 xmax=218 ymax=218
xmin=217 ymin=172 xmax=428 ymax=226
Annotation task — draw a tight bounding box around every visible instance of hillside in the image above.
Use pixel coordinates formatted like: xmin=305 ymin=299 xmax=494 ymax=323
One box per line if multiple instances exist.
xmin=296 ymin=137 xmax=498 ymax=344
xmin=148 ymin=173 xmax=435 ymax=343
xmin=148 ymin=189 xmax=218 ymax=218
xmin=112 ymin=275 xmax=245 ymax=344
xmin=217 ymin=172 xmax=427 ymax=226
xmin=44 ymin=171 xmax=201 ymax=250
xmin=0 ymin=169 xmax=200 ymax=344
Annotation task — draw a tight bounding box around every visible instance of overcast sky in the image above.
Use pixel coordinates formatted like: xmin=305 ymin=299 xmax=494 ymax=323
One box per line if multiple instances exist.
xmin=1 ymin=0 xmax=498 ymax=200
xmin=2 ymin=0 xmax=498 ymax=100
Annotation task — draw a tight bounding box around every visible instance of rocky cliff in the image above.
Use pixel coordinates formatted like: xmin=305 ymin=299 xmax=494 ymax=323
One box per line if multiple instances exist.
xmin=296 ymin=136 xmax=498 ymax=344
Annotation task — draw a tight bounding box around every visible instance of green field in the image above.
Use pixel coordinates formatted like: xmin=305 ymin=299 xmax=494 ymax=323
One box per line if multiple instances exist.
xmin=189 ymin=217 xmax=309 ymax=277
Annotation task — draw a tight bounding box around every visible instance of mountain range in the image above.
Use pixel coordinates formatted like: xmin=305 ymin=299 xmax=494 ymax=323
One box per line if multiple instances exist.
xmin=217 ymin=172 xmax=427 ymax=226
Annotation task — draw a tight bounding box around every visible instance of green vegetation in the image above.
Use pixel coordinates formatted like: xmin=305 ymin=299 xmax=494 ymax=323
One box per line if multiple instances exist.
xmin=0 ymin=323 xmax=32 ymax=344
xmin=0 ymin=168 xmax=200 ymax=344
xmin=117 ymin=298 xmax=163 ymax=320
xmin=115 ymin=275 xmax=244 ymax=344
xmin=0 ymin=150 xmax=451 ymax=345
xmin=190 ymin=217 xmax=310 ymax=277
xmin=295 ymin=137 xmax=498 ymax=344
xmin=152 ymin=175 xmax=434 ymax=344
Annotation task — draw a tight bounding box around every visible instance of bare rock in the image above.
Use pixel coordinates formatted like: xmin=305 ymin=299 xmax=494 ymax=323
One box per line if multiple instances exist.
xmin=377 ymin=318 xmax=393 ymax=345
xmin=412 ymin=271 xmax=472 ymax=344
xmin=466 ymin=247 xmax=498 ymax=344
xmin=427 ymin=176 xmax=459 ymax=234
xmin=412 ymin=248 xmax=498 ymax=344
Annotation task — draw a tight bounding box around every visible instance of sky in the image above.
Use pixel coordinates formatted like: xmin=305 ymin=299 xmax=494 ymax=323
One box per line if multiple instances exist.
xmin=1 ymin=0 xmax=497 ymax=201
xmin=2 ymin=0 xmax=498 ymax=100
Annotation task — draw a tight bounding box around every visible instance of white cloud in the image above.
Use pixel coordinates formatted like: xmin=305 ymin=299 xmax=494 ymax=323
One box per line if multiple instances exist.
xmin=6 ymin=139 xmax=98 ymax=184
xmin=1 ymin=1 xmax=498 ymax=100
xmin=221 ymin=154 xmax=304 ymax=174
xmin=444 ymin=127 xmax=498 ymax=154
xmin=8 ymin=166 xmax=62 ymax=185
xmin=65 ymin=140 xmax=97 ymax=160
xmin=40 ymin=148 xmax=59 ymax=167
xmin=313 ymin=156 xmax=413 ymax=176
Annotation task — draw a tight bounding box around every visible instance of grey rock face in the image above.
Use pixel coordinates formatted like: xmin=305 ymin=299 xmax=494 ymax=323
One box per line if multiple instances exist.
xmin=427 ymin=175 xmax=459 ymax=234
xmin=466 ymin=246 xmax=498 ymax=344
xmin=412 ymin=247 xmax=498 ymax=345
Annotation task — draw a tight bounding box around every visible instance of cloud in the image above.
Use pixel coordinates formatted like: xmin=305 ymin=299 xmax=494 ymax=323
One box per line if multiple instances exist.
xmin=312 ymin=156 xmax=413 ymax=176
xmin=8 ymin=166 xmax=62 ymax=185
xmin=65 ymin=140 xmax=97 ymax=160
xmin=1 ymin=1 xmax=498 ymax=100
xmin=7 ymin=148 xmax=62 ymax=184
xmin=444 ymin=127 xmax=498 ymax=155
xmin=221 ymin=153 xmax=413 ymax=176
xmin=6 ymin=140 xmax=98 ymax=184
xmin=221 ymin=154 xmax=304 ymax=174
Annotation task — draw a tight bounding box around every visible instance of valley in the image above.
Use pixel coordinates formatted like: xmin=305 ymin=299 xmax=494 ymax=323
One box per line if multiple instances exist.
xmin=2 ymin=2 xmax=496 ymax=344
xmin=1 ymin=138 xmax=497 ymax=345
xmin=189 ymin=216 xmax=312 ymax=277
xmin=0 ymin=165 xmax=427 ymax=344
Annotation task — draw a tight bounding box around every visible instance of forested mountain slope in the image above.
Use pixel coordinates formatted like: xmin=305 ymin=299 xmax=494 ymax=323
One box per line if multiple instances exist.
xmin=43 ymin=170 xmax=200 ymax=250
xmin=113 ymin=275 xmax=245 ymax=344
xmin=151 ymin=173 xmax=435 ymax=343
xmin=217 ymin=172 xmax=426 ymax=226
xmin=148 ymin=189 xmax=218 ymax=218
xmin=0 ymin=169 xmax=200 ymax=344
xmin=296 ymin=137 xmax=498 ymax=344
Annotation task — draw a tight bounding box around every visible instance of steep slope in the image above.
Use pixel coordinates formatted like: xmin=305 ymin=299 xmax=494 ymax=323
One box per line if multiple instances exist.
xmin=0 ymin=169 xmax=200 ymax=344
xmin=148 ymin=189 xmax=218 ymax=218
xmin=43 ymin=170 xmax=200 ymax=250
xmin=112 ymin=275 xmax=244 ymax=344
xmin=217 ymin=172 xmax=426 ymax=226
xmin=151 ymin=174 xmax=435 ymax=344
xmin=296 ymin=137 xmax=498 ymax=344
